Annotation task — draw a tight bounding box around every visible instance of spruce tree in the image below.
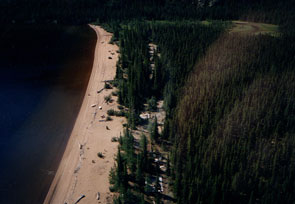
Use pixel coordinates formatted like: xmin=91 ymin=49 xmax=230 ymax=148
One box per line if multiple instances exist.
xmin=116 ymin=147 xmax=124 ymax=188
xmin=151 ymin=117 xmax=159 ymax=142
xmin=136 ymin=154 xmax=144 ymax=187
xmin=140 ymin=134 xmax=148 ymax=170
xmin=167 ymin=155 xmax=171 ymax=176
xmin=140 ymin=194 xmax=145 ymax=204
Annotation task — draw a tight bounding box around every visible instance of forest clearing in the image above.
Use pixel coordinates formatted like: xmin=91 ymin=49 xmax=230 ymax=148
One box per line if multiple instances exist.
xmin=230 ymin=20 xmax=279 ymax=35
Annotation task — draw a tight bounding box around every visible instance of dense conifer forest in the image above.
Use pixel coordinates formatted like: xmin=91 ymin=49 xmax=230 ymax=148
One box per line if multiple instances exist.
xmin=2 ymin=0 xmax=295 ymax=203
xmin=103 ymin=2 xmax=295 ymax=202
xmin=109 ymin=21 xmax=226 ymax=126
xmin=107 ymin=20 xmax=227 ymax=203
xmin=1 ymin=0 xmax=295 ymax=25
xmin=170 ymin=34 xmax=295 ymax=204
xmin=106 ymin=16 xmax=295 ymax=203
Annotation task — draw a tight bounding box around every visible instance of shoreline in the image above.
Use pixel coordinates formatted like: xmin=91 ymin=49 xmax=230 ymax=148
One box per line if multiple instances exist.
xmin=44 ymin=25 xmax=124 ymax=204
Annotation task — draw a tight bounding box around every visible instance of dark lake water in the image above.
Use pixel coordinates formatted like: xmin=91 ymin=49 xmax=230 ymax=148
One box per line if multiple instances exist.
xmin=0 ymin=24 xmax=96 ymax=203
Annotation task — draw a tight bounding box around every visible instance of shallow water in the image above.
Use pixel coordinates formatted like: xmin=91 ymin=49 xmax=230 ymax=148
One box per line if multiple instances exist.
xmin=0 ymin=24 xmax=96 ymax=203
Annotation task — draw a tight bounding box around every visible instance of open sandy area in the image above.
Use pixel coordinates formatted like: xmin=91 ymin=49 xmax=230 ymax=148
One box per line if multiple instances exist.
xmin=44 ymin=25 xmax=124 ymax=204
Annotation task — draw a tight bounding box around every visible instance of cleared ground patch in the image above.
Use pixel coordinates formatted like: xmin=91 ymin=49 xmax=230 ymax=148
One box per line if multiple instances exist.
xmin=230 ymin=20 xmax=279 ymax=36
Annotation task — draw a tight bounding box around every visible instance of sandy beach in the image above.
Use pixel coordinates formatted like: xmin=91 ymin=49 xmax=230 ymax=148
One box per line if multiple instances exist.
xmin=44 ymin=25 xmax=124 ymax=204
